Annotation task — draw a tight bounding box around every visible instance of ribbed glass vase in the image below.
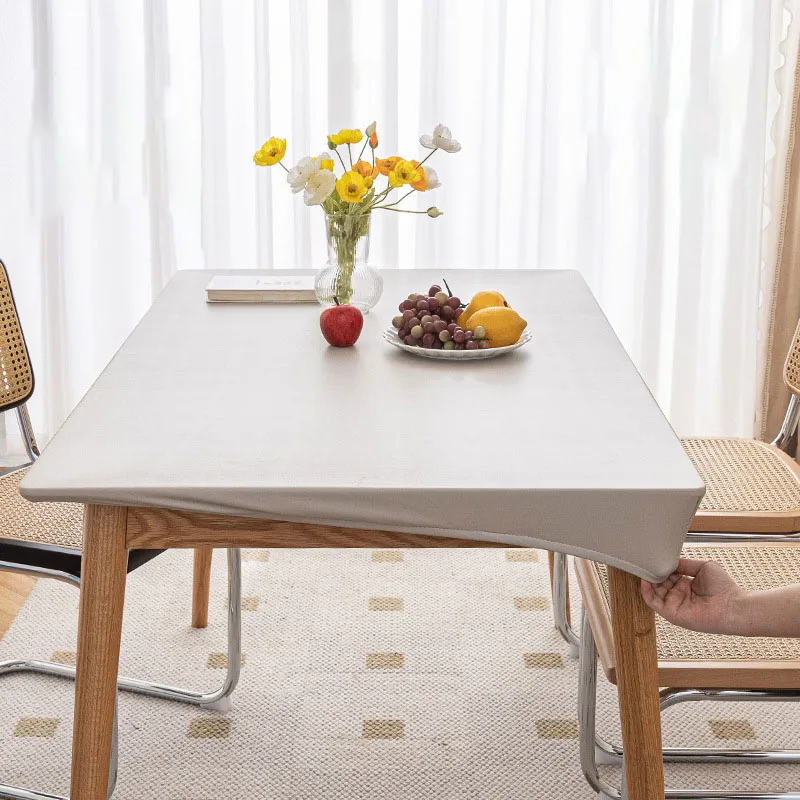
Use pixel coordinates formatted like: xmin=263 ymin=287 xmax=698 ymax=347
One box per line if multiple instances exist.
xmin=314 ymin=212 xmax=383 ymax=313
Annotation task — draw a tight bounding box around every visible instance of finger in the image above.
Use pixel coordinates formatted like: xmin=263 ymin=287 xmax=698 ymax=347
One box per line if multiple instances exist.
xmin=675 ymin=558 xmax=707 ymax=577
xmin=641 ymin=580 xmax=664 ymax=612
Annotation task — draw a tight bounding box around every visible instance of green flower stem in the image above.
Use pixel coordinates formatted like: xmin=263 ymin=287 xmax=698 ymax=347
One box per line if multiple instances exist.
xmin=416 ymin=148 xmax=438 ymax=169
xmin=347 ymin=144 xmax=353 ymax=168
xmin=375 ymin=207 xmax=431 ymax=215
xmin=326 ymin=211 xmax=370 ymax=305
xmin=374 ymin=188 xmax=415 ymax=210
xmin=335 ymin=149 xmax=348 ymax=172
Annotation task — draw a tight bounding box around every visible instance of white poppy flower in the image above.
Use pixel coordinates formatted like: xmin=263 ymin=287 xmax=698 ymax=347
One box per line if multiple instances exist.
xmin=419 ymin=123 xmax=461 ymax=153
xmin=365 ymin=121 xmax=377 ymax=137
xmin=286 ymin=156 xmax=318 ymax=193
xmin=422 ymin=166 xmax=441 ymax=190
xmin=303 ymin=169 xmax=336 ymax=206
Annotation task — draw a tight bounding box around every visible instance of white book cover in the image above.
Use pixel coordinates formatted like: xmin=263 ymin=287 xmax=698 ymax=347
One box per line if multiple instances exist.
xmin=206 ymin=275 xmax=317 ymax=303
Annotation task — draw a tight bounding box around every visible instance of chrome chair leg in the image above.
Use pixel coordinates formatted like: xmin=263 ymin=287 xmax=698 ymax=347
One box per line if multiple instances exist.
xmin=578 ymin=610 xmax=800 ymax=799
xmin=552 ymin=552 xmax=580 ymax=658
xmin=0 ymin=548 xmax=242 ymax=798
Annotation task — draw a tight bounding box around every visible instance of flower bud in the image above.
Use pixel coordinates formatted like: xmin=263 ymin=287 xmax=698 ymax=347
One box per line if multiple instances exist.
xmin=426 ymin=206 xmax=443 ymax=218
xmin=369 ymin=131 xmax=378 ymax=149
xmin=327 ymin=140 xmax=337 ymax=150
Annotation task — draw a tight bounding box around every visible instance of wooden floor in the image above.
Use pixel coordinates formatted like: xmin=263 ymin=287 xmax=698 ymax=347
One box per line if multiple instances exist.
xmin=0 ymin=572 xmax=36 ymax=639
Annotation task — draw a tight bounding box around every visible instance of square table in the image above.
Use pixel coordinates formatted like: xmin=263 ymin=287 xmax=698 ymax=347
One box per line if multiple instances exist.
xmin=21 ymin=269 xmax=703 ymax=799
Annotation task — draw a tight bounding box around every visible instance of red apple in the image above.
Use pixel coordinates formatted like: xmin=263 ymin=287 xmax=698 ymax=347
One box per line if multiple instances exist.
xmin=320 ymin=301 xmax=363 ymax=347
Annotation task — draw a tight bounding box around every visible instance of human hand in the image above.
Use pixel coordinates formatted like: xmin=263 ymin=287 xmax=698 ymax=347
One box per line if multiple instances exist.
xmin=641 ymin=559 xmax=745 ymax=635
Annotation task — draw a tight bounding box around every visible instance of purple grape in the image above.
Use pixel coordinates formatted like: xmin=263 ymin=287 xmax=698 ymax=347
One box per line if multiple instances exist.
xmin=441 ymin=305 xmax=454 ymax=320
xmin=423 ymin=321 xmax=435 ymax=334
xmin=392 ymin=315 xmax=404 ymax=329
xmin=411 ymin=325 xmax=424 ymax=338
xmin=447 ymin=296 xmax=461 ymax=309
xmin=402 ymin=309 xmax=415 ymax=322
xmin=439 ymin=330 xmax=451 ymax=342
xmin=464 ymin=330 xmax=474 ymax=340
xmin=453 ymin=329 xmax=466 ymax=343
xmin=431 ymin=314 xmax=441 ymax=322
xmin=453 ymin=308 xmax=463 ymax=321
xmin=399 ymin=326 xmax=410 ymax=339
xmin=433 ymin=338 xmax=444 ymax=349
xmin=454 ymin=342 xmax=465 ymax=350
xmin=401 ymin=299 xmax=415 ymax=311
xmin=433 ymin=320 xmax=447 ymax=333
xmin=397 ymin=329 xmax=405 ymax=340
xmin=422 ymin=332 xmax=435 ymax=348
xmin=416 ymin=299 xmax=430 ymax=312
xmin=408 ymin=317 xmax=420 ymax=328
xmin=427 ymin=298 xmax=440 ymax=312
xmin=428 ymin=284 xmax=442 ymax=296
xmin=447 ymin=322 xmax=457 ymax=334
xmin=404 ymin=335 xmax=416 ymax=345
xmin=465 ymin=340 xmax=477 ymax=350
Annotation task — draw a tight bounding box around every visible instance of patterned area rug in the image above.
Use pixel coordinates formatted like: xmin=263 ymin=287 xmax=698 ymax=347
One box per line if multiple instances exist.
xmin=1 ymin=548 xmax=799 ymax=798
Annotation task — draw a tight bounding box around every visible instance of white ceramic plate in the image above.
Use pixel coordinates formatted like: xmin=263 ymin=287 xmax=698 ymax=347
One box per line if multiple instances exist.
xmin=383 ymin=327 xmax=532 ymax=360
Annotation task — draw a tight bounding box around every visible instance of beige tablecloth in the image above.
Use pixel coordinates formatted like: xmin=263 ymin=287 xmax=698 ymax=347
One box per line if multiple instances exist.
xmin=21 ymin=269 xmax=703 ymax=582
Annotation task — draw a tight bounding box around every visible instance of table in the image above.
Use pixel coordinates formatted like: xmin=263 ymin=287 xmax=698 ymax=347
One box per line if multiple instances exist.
xmin=21 ymin=269 xmax=703 ymax=799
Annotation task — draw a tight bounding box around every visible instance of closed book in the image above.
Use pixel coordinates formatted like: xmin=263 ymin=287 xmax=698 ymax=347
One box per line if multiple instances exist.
xmin=206 ymin=275 xmax=317 ymax=303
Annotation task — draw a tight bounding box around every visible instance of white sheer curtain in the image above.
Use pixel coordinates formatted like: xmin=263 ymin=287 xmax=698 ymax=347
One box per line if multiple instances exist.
xmin=0 ymin=0 xmax=788 ymax=456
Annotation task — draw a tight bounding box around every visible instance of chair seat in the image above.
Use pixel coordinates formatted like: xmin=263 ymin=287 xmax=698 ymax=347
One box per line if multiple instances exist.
xmin=0 ymin=466 xmax=162 ymax=577
xmin=0 ymin=467 xmax=83 ymax=548
xmin=576 ymin=543 xmax=800 ymax=689
xmin=681 ymin=437 xmax=800 ymax=532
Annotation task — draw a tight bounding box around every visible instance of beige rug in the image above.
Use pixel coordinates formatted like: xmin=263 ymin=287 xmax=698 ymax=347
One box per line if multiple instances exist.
xmin=0 ymin=548 xmax=799 ymax=798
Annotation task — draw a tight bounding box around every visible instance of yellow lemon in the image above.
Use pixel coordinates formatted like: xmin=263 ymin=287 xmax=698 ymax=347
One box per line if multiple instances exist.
xmin=459 ymin=290 xmax=508 ymax=329
xmin=463 ymin=306 xmax=527 ymax=348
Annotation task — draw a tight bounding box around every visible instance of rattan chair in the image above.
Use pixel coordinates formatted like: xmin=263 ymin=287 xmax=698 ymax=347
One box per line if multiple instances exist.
xmin=550 ymin=321 xmax=800 ymax=657
xmin=575 ymin=543 xmax=800 ymax=799
xmin=0 ymin=260 xmax=243 ymax=800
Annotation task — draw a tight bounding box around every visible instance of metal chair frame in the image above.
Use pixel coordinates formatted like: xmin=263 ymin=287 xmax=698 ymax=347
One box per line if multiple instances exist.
xmin=0 ymin=260 xmax=243 ymax=799
xmin=578 ymin=610 xmax=800 ymax=800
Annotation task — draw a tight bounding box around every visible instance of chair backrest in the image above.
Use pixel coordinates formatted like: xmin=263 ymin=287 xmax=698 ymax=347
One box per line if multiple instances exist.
xmin=0 ymin=260 xmax=34 ymax=414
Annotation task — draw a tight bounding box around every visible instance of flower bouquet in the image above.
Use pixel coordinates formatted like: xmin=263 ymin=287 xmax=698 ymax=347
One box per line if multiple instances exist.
xmin=253 ymin=122 xmax=460 ymax=311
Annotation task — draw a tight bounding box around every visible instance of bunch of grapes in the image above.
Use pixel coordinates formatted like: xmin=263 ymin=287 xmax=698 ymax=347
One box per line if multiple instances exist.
xmin=391 ymin=283 xmax=490 ymax=351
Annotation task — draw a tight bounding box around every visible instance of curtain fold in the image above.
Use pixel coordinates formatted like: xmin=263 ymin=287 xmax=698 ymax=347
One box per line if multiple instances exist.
xmin=0 ymin=0 xmax=788 ymax=455
xmin=758 ymin=2 xmax=800 ymax=445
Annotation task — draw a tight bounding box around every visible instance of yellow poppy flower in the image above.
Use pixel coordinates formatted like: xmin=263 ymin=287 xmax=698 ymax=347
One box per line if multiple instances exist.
xmin=388 ymin=159 xmax=421 ymax=188
xmin=319 ymin=157 xmax=335 ymax=171
xmin=375 ymin=156 xmax=402 ymax=176
xmin=253 ymin=137 xmax=287 ymax=166
xmin=329 ymin=128 xmax=363 ymax=146
xmin=336 ymin=170 xmax=368 ymax=203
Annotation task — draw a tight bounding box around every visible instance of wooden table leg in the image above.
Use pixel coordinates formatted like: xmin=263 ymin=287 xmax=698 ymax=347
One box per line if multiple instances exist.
xmin=607 ymin=566 xmax=665 ymax=800
xmin=192 ymin=547 xmax=213 ymax=628
xmin=71 ymin=505 xmax=129 ymax=800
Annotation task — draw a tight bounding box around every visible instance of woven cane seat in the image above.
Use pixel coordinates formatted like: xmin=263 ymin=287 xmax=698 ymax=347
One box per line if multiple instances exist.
xmin=681 ymin=438 xmax=800 ymax=532
xmin=577 ymin=544 xmax=800 ymax=689
xmin=0 ymin=467 xmax=83 ymax=550
xmin=0 ymin=261 xmax=34 ymax=413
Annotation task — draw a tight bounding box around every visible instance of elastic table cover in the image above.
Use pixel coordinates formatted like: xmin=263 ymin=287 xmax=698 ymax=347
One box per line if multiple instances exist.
xmin=20 ymin=269 xmax=704 ymax=582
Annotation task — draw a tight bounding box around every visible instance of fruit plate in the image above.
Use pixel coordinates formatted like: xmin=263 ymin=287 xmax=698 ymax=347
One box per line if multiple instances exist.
xmin=382 ymin=328 xmax=532 ymax=360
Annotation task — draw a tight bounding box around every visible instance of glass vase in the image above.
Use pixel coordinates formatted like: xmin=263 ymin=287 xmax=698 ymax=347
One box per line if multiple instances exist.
xmin=314 ymin=212 xmax=383 ymax=313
